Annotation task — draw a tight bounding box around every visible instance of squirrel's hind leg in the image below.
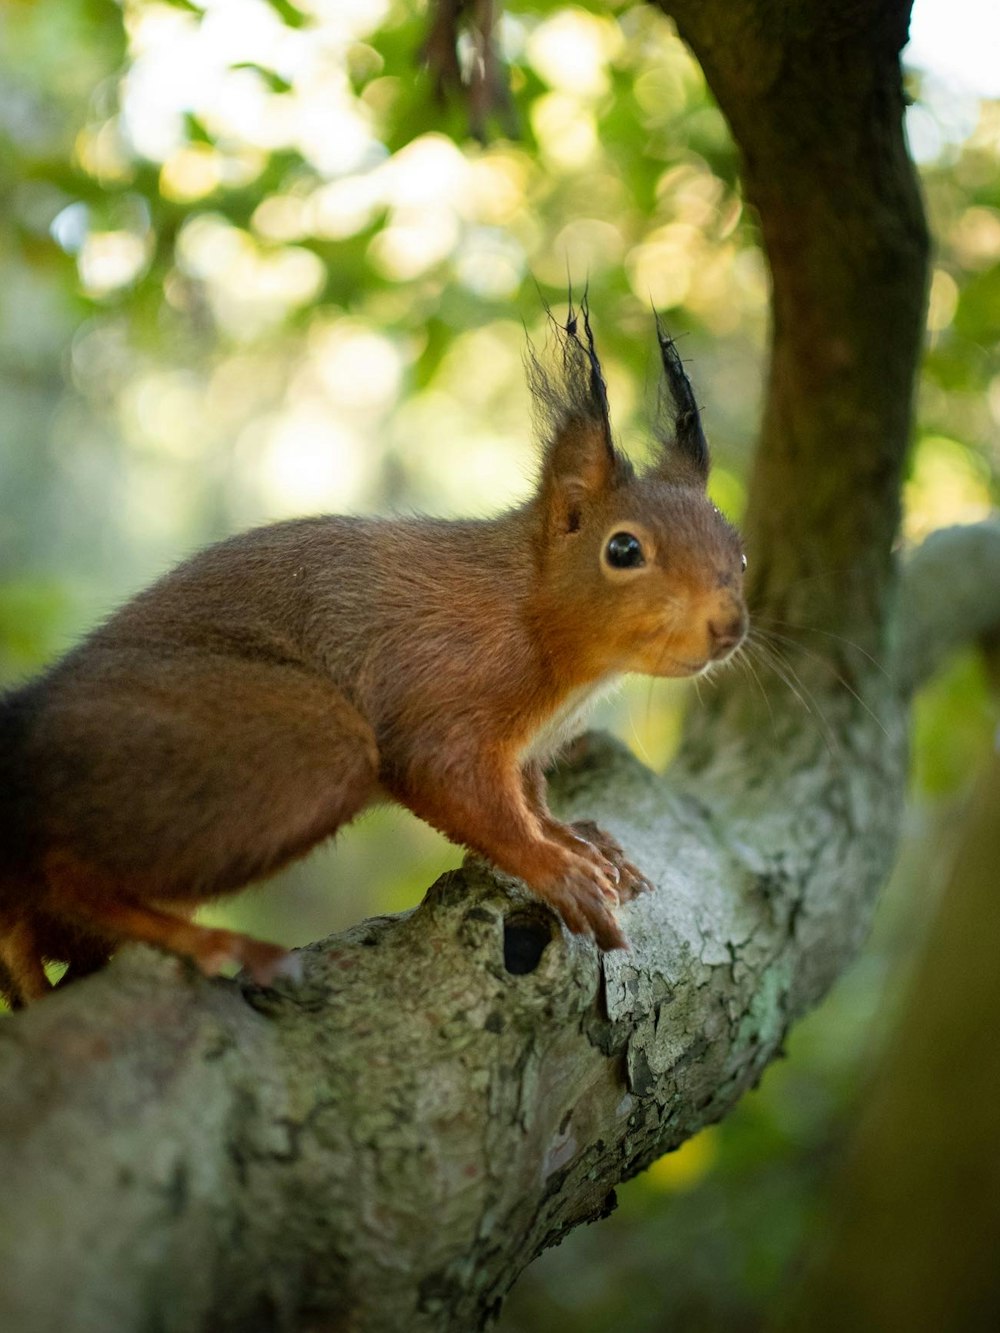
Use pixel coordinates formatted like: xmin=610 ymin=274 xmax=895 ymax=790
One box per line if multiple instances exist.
xmin=0 ymin=915 xmax=51 ymax=1008
xmin=41 ymin=878 xmax=295 ymax=987
xmin=31 ymin=667 xmax=381 ymax=990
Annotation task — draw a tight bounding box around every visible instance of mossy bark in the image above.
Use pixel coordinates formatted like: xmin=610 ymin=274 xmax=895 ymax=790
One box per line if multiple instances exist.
xmin=0 ymin=2 xmax=972 ymax=1331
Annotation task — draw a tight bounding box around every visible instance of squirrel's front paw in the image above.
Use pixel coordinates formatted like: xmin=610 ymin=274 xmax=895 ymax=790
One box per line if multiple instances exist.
xmin=545 ymin=853 xmax=628 ymax=952
xmin=571 ymin=820 xmax=653 ymax=902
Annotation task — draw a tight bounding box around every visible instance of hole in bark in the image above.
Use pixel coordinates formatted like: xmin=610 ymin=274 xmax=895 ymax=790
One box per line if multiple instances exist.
xmin=503 ymin=913 xmax=553 ymax=974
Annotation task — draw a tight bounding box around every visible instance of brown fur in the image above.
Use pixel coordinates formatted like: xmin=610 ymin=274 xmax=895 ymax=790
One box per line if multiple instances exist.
xmin=0 ymin=309 xmax=747 ymax=1005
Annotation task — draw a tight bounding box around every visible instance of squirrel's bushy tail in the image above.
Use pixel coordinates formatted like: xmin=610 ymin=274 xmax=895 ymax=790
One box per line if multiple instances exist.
xmin=0 ymin=687 xmax=50 ymax=1008
xmin=0 ymin=686 xmax=38 ymax=888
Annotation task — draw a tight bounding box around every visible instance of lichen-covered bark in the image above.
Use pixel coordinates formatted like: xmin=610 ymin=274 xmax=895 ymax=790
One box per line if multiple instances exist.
xmin=0 ymin=700 xmax=906 ymax=1333
xmin=0 ymin=2 xmax=970 ymax=1330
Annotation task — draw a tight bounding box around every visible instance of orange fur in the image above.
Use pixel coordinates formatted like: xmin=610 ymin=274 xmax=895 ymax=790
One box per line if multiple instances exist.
xmin=0 ymin=309 xmax=747 ymax=1005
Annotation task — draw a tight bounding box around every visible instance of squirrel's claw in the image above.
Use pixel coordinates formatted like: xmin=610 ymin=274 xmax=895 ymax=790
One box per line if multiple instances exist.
xmin=184 ymin=929 xmax=299 ymax=989
xmin=547 ymin=857 xmax=628 ymax=952
xmin=571 ymin=820 xmax=653 ymax=904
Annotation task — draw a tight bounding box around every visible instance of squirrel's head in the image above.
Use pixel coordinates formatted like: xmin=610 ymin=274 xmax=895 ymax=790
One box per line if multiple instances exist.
xmin=529 ymin=303 xmax=747 ymax=682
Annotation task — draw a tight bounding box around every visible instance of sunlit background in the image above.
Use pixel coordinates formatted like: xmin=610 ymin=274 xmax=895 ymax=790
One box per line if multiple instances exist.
xmin=1 ymin=0 xmax=998 ymax=1327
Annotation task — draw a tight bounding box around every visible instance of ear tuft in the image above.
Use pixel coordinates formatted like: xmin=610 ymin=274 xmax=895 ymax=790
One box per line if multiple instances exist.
xmin=527 ymin=294 xmax=632 ymax=530
xmin=653 ymin=317 xmax=710 ymax=486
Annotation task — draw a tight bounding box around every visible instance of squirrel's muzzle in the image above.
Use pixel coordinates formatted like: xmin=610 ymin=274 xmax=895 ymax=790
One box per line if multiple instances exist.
xmin=707 ymin=607 xmax=748 ymax=661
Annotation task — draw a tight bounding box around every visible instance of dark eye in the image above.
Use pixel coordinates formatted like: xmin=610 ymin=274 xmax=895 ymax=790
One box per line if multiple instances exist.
xmin=605 ymin=531 xmax=645 ymax=569
xmin=741 ymin=553 xmax=748 ymax=572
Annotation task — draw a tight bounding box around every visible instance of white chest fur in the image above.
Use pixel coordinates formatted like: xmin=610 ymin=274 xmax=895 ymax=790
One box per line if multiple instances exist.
xmin=521 ymin=676 xmax=621 ymax=767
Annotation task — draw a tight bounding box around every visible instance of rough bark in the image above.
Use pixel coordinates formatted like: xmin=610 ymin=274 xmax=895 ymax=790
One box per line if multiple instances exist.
xmin=0 ymin=2 xmax=980 ymax=1331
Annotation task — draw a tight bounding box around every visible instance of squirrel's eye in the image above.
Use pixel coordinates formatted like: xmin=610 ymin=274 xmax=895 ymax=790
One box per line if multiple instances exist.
xmin=741 ymin=553 xmax=748 ymax=572
xmin=605 ymin=532 xmax=645 ymax=569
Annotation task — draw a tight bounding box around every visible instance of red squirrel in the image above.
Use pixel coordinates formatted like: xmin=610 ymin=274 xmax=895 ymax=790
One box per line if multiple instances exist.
xmin=0 ymin=305 xmax=746 ymax=1007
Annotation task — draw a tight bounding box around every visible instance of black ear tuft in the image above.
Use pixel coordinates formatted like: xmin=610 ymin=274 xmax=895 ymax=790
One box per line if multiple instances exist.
xmin=654 ymin=317 xmax=710 ymax=485
xmin=527 ymin=294 xmax=632 ymax=529
xmin=567 ymin=296 xmax=612 ymax=440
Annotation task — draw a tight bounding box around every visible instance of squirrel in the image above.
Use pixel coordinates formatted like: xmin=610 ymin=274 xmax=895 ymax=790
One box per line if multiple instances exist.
xmin=0 ymin=304 xmax=747 ymax=1008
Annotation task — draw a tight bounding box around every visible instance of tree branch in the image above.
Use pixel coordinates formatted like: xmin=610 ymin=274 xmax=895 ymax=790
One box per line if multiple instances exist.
xmin=0 ymin=2 xmax=971 ymax=1331
xmin=893 ymin=518 xmax=1000 ymax=695
xmin=0 ymin=708 xmax=904 ymax=1333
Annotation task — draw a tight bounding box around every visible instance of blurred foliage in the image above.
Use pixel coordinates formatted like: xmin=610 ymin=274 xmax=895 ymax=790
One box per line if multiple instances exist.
xmin=0 ymin=1 xmax=998 ymax=1328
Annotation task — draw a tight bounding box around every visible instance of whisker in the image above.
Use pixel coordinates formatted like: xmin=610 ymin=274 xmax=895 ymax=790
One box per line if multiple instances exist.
xmin=735 ymin=643 xmax=775 ymax=727
xmin=751 ymin=626 xmax=890 ymax=738
xmin=632 ymin=620 xmax=690 ymax=761
xmin=643 ymin=671 xmax=657 ymax=742
xmin=747 ymin=637 xmax=814 ymax=718
xmin=746 ymin=635 xmax=843 ymax=760
xmin=727 ymin=650 xmax=776 ymax=742
xmin=624 ymin=682 xmax=655 ymax=766
xmin=751 ymin=615 xmax=890 ymax=679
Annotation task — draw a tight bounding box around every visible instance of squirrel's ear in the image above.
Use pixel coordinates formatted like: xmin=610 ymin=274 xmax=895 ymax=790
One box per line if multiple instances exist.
xmin=652 ymin=318 xmax=710 ymax=488
xmin=529 ymin=300 xmax=632 ymax=534
xmin=541 ymin=416 xmax=624 ymax=533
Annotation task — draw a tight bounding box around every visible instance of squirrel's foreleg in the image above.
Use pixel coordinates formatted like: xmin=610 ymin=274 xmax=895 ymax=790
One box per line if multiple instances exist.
xmin=388 ymin=751 xmax=628 ymax=949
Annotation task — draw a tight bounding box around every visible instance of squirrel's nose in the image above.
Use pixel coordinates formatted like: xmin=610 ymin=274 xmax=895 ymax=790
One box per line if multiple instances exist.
xmin=708 ymin=612 xmax=746 ymax=660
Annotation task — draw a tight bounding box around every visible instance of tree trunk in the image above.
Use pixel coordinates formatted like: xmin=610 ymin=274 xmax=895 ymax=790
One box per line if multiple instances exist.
xmin=2 ymin=3 xmax=984 ymax=1331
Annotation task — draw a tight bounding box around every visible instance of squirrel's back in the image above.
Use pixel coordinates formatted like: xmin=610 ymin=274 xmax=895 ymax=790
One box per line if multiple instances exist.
xmin=75 ymin=508 xmax=542 ymax=730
